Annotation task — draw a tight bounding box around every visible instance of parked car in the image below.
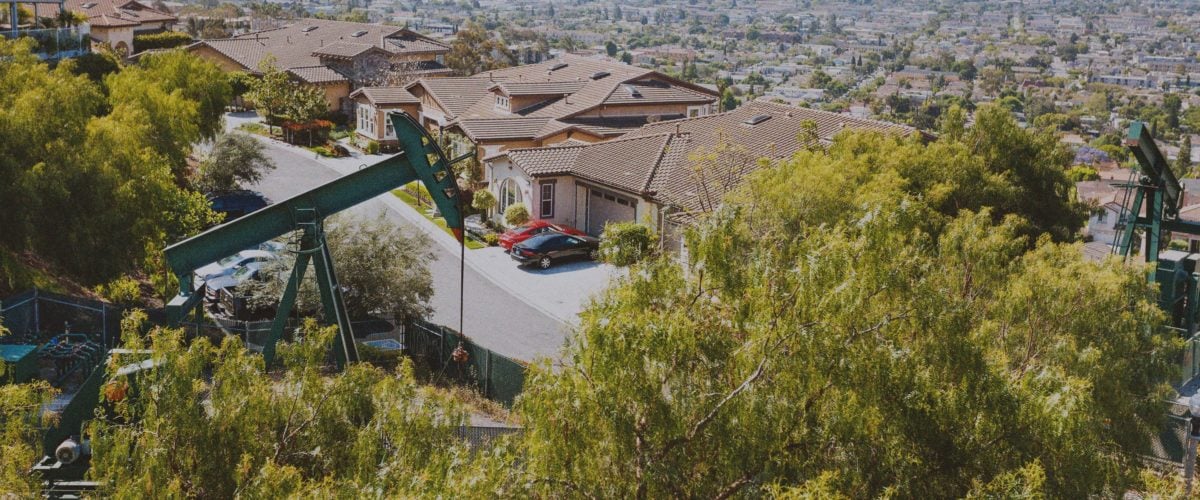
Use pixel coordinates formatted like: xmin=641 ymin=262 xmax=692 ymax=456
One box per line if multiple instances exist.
xmin=499 ymin=220 xmax=588 ymax=251
xmin=206 ymin=190 xmax=269 ymax=221
xmin=510 ymin=232 xmax=601 ymax=269
xmin=192 ymin=246 xmax=283 ymax=289
xmin=204 ymin=261 xmax=269 ymax=304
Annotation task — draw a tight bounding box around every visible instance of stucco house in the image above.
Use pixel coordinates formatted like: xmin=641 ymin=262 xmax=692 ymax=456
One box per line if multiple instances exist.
xmin=348 ymin=86 xmax=420 ymax=151
xmin=53 ymin=0 xmax=175 ymax=55
xmin=188 ymin=19 xmax=452 ymax=113
xmin=484 ymin=100 xmax=917 ymax=245
xmin=398 ymin=54 xmax=720 ymax=160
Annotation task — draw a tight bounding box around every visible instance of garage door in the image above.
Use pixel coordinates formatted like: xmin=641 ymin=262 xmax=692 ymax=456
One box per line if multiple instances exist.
xmin=587 ymin=188 xmax=636 ymax=236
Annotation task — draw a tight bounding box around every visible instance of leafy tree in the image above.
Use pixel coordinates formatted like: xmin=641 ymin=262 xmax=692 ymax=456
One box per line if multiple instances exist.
xmin=1164 ymin=93 xmax=1182 ymax=131
xmin=720 ymin=88 xmax=739 ymax=112
xmin=195 ymin=132 xmax=276 ymax=192
xmin=246 ymin=57 xmax=292 ymax=135
xmin=245 ymin=215 xmax=435 ymax=322
xmin=446 ymin=21 xmax=514 ymax=76
xmin=1179 ymin=135 xmax=1192 ymax=175
xmin=0 ymin=321 xmax=54 ymax=494
xmin=605 ymin=40 xmax=618 ymax=57
xmin=510 ymin=146 xmax=1175 ymax=497
xmin=87 ymin=314 xmax=503 ymax=497
xmin=123 ymin=49 xmax=231 ymax=141
xmin=0 ymin=38 xmax=218 ymax=283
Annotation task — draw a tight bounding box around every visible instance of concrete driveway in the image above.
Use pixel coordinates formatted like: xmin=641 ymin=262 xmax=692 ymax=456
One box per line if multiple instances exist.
xmin=226 ymin=112 xmax=625 ymax=360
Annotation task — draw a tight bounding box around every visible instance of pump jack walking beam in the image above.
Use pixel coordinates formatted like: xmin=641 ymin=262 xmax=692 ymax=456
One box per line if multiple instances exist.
xmin=164 ymin=113 xmax=465 ymax=368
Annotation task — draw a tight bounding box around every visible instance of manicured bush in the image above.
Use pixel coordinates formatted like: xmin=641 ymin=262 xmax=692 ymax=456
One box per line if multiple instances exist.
xmin=504 ymin=202 xmax=530 ymax=226
xmin=472 ymin=189 xmax=496 ymax=214
xmin=366 ymin=140 xmax=381 ymax=155
xmin=132 ymin=31 xmax=193 ymax=53
xmin=599 ymin=222 xmax=657 ymax=266
xmin=483 ymin=233 xmax=500 ymax=246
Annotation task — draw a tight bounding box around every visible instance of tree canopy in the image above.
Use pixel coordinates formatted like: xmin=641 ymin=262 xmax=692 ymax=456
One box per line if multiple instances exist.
xmin=195 ymin=131 xmax=276 ymax=193
xmin=0 ymin=40 xmax=221 ymax=284
xmin=446 ymin=21 xmax=515 ymax=76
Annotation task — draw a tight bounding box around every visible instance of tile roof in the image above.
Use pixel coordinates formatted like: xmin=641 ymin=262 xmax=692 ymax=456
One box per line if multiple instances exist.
xmin=287 ymin=65 xmax=349 ymax=84
xmin=456 ymin=117 xmax=554 ymax=141
xmin=407 ymin=54 xmax=718 ymax=142
xmin=60 ymin=0 xmax=176 ymax=26
xmin=503 ymin=101 xmax=918 ymax=213
xmin=493 ymin=81 xmax=587 ymax=96
xmin=310 ymin=41 xmax=380 ymax=59
xmin=190 ymin=19 xmax=447 ymax=78
xmin=350 ymin=86 xmax=420 ymax=105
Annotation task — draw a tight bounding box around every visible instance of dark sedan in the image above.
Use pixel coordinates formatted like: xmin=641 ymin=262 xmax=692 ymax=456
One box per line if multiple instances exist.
xmin=511 ymin=232 xmax=601 ymax=269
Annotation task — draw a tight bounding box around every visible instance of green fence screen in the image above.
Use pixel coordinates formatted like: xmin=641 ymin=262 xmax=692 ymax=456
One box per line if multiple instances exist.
xmin=406 ymin=318 xmax=527 ymax=407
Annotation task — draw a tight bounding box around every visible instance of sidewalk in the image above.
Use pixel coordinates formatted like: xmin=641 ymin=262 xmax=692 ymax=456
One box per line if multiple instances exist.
xmin=227 ymin=114 xmax=623 ymax=325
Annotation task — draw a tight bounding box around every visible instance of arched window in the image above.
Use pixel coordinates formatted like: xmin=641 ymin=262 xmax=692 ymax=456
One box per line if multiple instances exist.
xmin=499 ymin=177 xmax=522 ymax=212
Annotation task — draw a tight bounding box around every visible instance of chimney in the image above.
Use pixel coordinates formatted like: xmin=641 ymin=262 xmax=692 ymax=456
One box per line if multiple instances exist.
xmin=489 ymin=71 xmax=494 ymax=82
xmin=675 ymin=123 xmax=680 ymax=135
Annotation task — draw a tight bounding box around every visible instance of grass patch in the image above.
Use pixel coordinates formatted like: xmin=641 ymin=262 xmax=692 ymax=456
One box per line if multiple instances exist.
xmin=236 ymin=122 xmax=271 ymax=138
xmin=392 ymin=189 xmax=485 ymax=250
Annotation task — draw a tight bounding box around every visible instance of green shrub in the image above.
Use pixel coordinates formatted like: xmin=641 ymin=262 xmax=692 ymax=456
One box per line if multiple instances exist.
xmin=132 ymin=31 xmax=193 ymax=53
xmin=504 ymin=202 xmax=530 ymax=226
xmin=95 ymin=276 xmax=142 ymax=307
xmin=310 ymin=146 xmax=334 ymax=157
xmin=484 ymin=233 xmax=500 ymax=246
xmin=600 ymin=222 xmax=657 ymax=266
xmin=1065 ymin=165 xmax=1100 ymax=182
xmin=472 ymin=189 xmax=496 ymax=214
xmin=366 ymin=140 xmax=381 ymax=155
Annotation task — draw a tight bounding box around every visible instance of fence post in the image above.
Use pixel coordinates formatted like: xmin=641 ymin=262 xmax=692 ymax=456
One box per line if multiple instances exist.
xmin=485 ymin=349 xmax=492 ymax=398
xmin=33 ymin=288 xmax=40 ymax=335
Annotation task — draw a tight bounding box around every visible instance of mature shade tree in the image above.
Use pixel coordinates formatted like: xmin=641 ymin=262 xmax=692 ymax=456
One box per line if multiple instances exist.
xmin=0 ymin=323 xmax=54 ymax=493
xmin=1179 ymin=135 xmax=1193 ymax=175
xmin=245 ymin=57 xmax=292 ymax=135
xmin=445 ymin=22 xmax=514 ymax=76
xmin=0 ymin=39 xmax=219 ymax=283
xmin=244 ymin=215 xmax=435 ymax=322
xmin=195 ymin=132 xmax=276 ymax=192
xmin=509 ymin=131 xmax=1175 ymax=497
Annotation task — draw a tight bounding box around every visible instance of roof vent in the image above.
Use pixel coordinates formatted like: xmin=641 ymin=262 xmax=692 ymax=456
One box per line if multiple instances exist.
xmin=591 ymin=71 xmax=610 ymax=80
xmin=624 ymin=84 xmax=642 ymax=97
xmin=301 ymin=26 xmax=318 ymax=33
xmin=351 ymin=30 xmax=368 ymax=37
xmin=743 ymin=114 xmax=772 ymax=126
xmin=81 ymin=2 xmax=96 ymax=7
xmin=550 ymin=62 xmax=568 ymax=71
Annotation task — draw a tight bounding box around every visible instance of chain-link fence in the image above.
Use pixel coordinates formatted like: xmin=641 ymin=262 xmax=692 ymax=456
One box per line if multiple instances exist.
xmin=406 ymin=319 xmax=527 ymax=406
xmin=0 ymin=289 xmax=124 ymax=348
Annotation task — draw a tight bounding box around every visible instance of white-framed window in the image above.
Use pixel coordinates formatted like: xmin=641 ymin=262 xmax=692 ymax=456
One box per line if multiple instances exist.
xmin=499 ymin=177 xmax=522 ymax=212
xmin=495 ymin=95 xmax=509 ymax=111
xmin=687 ymin=105 xmax=708 ymax=118
xmin=385 ymin=116 xmax=395 ymax=138
xmin=540 ymin=181 xmax=555 ymax=218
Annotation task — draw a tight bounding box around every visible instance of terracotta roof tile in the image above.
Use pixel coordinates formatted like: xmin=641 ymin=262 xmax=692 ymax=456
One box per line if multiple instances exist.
xmin=350 ymin=86 xmax=419 ymax=105
xmin=287 ymin=65 xmax=348 ymax=84
xmin=503 ymin=101 xmax=917 ymax=213
xmin=190 ymin=19 xmax=446 ymax=80
xmin=410 ymin=54 xmax=717 ymax=142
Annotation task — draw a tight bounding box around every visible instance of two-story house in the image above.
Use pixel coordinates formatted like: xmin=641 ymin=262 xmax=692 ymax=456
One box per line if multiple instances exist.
xmin=396 ymin=54 xmax=719 ymax=160
xmin=188 ymin=19 xmax=452 ymax=113
xmin=485 ymin=100 xmax=917 ymax=244
xmin=56 ymin=0 xmax=176 ymax=55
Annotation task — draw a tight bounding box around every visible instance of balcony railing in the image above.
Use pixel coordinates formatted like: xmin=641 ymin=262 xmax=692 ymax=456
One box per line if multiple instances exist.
xmin=1 ymin=27 xmax=89 ymax=58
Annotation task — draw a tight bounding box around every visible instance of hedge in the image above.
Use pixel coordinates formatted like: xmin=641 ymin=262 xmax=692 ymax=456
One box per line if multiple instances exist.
xmin=132 ymin=31 xmax=193 ymax=53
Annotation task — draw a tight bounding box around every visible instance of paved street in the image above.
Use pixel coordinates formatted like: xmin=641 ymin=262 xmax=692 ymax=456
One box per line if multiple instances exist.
xmin=246 ymin=134 xmax=574 ymax=363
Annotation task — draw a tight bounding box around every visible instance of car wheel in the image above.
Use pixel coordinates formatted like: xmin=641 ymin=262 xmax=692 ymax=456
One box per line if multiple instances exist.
xmin=538 ymin=256 xmax=553 ymax=269
xmin=589 ymin=249 xmax=600 ymax=261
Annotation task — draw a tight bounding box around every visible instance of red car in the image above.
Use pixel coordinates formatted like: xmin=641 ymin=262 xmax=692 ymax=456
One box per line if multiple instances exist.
xmin=499 ymin=220 xmax=587 ymax=250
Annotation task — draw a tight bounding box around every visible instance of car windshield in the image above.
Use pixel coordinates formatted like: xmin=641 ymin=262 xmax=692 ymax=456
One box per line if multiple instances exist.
xmin=217 ymin=255 xmax=241 ymax=266
xmin=232 ymin=266 xmax=253 ymax=279
xmin=525 ymin=234 xmax=561 ymax=250
xmin=515 ymin=224 xmax=536 ymax=234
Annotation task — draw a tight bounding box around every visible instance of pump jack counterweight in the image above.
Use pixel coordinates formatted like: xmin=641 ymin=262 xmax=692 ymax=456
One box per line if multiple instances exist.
xmin=164 ymin=113 xmax=467 ymax=369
